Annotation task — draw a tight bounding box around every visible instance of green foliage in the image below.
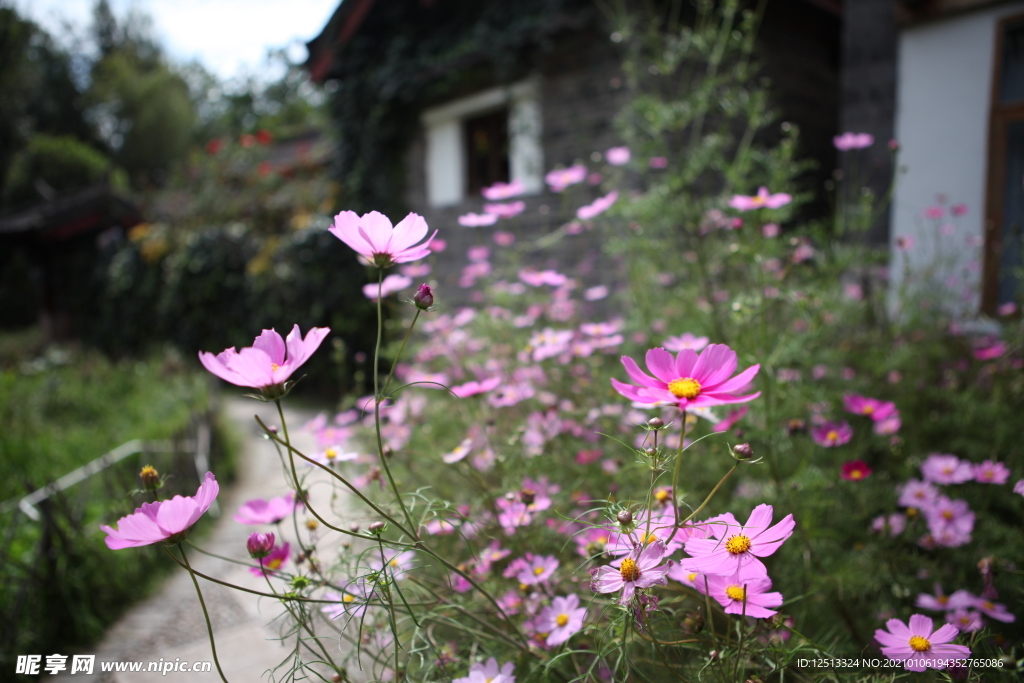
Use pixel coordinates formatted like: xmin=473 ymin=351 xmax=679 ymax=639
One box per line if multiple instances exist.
xmin=1 ymin=133 xmax=126 ymax=206
xmin=325 ymin=0 xmax=597 ymax=215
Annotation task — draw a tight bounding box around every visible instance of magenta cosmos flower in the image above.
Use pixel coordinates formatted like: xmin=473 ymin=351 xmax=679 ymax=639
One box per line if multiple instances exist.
xmin=921 ymin=454 xmax=974 ymax=484
xmin=833 ymin=132 xmax=874 ymax=150
xmin=453 ymin=658 xmax=515 ymax=683
xmin=330 ymin=210 xmax=436 ymax=267
xmin=102 ymin=472 xmax=219 ymax=549
xmin=874 ymin=614 xmax=970 ymax=671
xmin=699 ymin=573 xmax=784 ymax=619
xmin=590 ymin=540 xmax=672 ymax=605
xmin=811 ymin=421 xmax=853 ymax=447
xmin=576 ymin=191 xmax=618 ymax=220
xmin=681 ymin=504 xmax=794 ymax=579
xmin=729 ymin=187 xmax=792 ymax=212
xmin=611 ymin=344 xmax=760 ymax=410
xmin=840 ymin=460 xmax=873 ymax=481
xmin=538 ymin=594 xmax=587 ymax=646
xmin=199 ymin=325 xmax=329 ymax=390
xmin=234 ymin=492 xmax=300 ymax=525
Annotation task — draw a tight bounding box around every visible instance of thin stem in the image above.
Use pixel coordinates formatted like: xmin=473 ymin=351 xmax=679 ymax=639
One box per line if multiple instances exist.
xmin=668 ymin=413 xmax=689 ymax=543
xmin=372 ymin=268 xmax=419 ymax=537
xmin=381 ymin=309 xmax=421 ymax=398
xmin=256 ymin=414 xmax=416 ymax=540
xmin=179 ymin=545 xmax=230 ymax=683
xmin=680 ymin=464 xmax=738 ymax=525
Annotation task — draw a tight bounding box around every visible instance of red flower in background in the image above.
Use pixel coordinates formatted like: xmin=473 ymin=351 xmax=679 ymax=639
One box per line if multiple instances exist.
xmin=206 ymin=138 xmax=223 ymax=156
xmin=240 ymin=133 xmax=256 ymax=148
xmin=256 ymin=129 xmax=273 ymax=145
xmin=841 ymin=460 xmax=873 ymax=481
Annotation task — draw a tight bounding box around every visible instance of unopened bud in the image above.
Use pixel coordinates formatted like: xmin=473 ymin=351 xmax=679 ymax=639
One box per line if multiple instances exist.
xmin=368 ymin=521 xmax=386 ymax=534
xmin=139 ymin=465 xmax=160 ymax=489
xmin=644 ymin=447 xmax=657 ymax=457
xmin=247 ymin=532 xmax=275 ymax=559
xmin=349 ymin=523 xmax=361 ymax=533
xmin=648 ymin=417 xmax=664 ymax=429
xmin=306 ymin=519 xmax=319 ymax=530
xmin=413 ymin=283 xmax=434 ymax=310
xmin=786 ymin=418 xmax=807 ymax=435
xmin=617 ymin=510 xmax=633 ymax=526
xmin=733 ymin=443 xmax=754 ymax=460
xmin=520 ymin=488 xmax=536 ymax=505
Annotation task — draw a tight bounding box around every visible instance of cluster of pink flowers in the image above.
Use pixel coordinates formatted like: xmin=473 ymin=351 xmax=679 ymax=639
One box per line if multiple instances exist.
xmin=915 ymin=583 xmax=1016 ymax=633
xmin=843 ymin=393 xmax=901 ymax=435
xmin=590 ymin=504 xmax=794 ymax=622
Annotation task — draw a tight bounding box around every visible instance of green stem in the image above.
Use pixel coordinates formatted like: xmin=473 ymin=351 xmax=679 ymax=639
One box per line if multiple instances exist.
xmin=381 ymin=309 xmax=421 ymax=398
xmin=668 ymin=413 xmax=689 ymax=543
xmin=680 ymin=464 xmax=737 ymax=525
xmin=179 ymin=546 xmax=230 ymax=683
xmin=372 ymin=268 xmax=419 ymax=538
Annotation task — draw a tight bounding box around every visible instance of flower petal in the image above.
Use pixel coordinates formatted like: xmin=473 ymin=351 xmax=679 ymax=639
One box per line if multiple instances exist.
xmin=691 ymin=344 xmax=737 ymax=385
xmin=645 ymin=348 xmax=678 ymax=383
xmin=621 ymin=355 xmax=663 ymax=389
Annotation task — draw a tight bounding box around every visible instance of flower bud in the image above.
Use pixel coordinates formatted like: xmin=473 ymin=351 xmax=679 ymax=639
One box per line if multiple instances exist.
xmin=368 ymin=521 xmax=386 ymax=534
xmin=616 ymin=510 xmax=633 ymax=526
xmin=681 ymin=610 xmax=705 ymax=634
xmin=733 ymin=443 xmax=754 ymax=460
xmin=414 ymin=283 xmax=434 ymax=310
xmin=247 ymin=532 xmax=275 ymax=559
xmin=520 ymin=488 xmax=536 ymax=505
xmin=644 ymin=447 xmax=657 ymax=457
xmin=349 ymin=523 xmax=361 ymax=533
xmin=139 ymin=465 xmax=160 ymax=489
xmin=786 ymin=418 xmax=807 ymax=435
xmin=647 ymin=417 xmax=664 ymax=429
xmin=306 ymin=519 xmax=319 ymax=531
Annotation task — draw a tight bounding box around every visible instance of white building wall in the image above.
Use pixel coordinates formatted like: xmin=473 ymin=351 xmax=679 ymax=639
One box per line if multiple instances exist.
xmin=891 ymin=2 xmax=1024 ymax=315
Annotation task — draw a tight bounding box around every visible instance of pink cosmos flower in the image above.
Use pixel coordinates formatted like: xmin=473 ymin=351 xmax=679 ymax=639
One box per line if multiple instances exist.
xmin=481 ymin=179 xmax=525 ymax=200
xmin=251 ymin=541 xmax=290 ymax=576
xmin=538 ymin=594 xmax=587 ymax=646
xmin=811 ymin=421 xmax=853 ymax=447
xmin=576 ymin=191 xmax=618 ymax=220
xmin=199 ymin=325 xmax=330 ymax=390
xmin=973 ymin=460 xmax=1010 ymax=484
xmin=514 ymin=554 xmax=559 ymax=585
xmin=606 ymin=510 xmax=688 ymax=559
xmin=681 ymin=504 xmax=795 ymax=579
xmin=519 ymin=268 xmax=569 ymax=287
xmin=924 ymin=206 xmax=945 ymax=219
xmin=973 ymin=597 xmax=1016 ymax=623
xmin=584 ymin=285 xmax=609 ymax=300
xmin=698 ymin=572 xmax=784 ymax=618
xmin=590 ymin=541 xmax=672 ymax=605
xmin=873 ymin=413 xmax=901 ymax=435
xmin=330 ymin=210 xmax=436 ymax=267
xmin=483 ymin=201 xmax=526 ymax=218
xmin=924 ymin=497 xmax=974 ymax=543
xmin=946 ymin=609 xmax=984 ymax=632
xmin=610 ymin=344 xmax=760 ymax=410
xmin=973 ymin=342 xmax=1006 ymax=360
xmin=453 ymin=658 xmax=515 ymax=683
xmin=458 ymin=212 xmax=499 ymax=228
xmin=234 ymin=492 xmax=301 ymax=525
xmin=545 ymin=164 xmax=587 ymax=191
xmin=102 ymin=472 xmax=219 ymax=549
xmin=1015 ymin=479 xmax=1024 ymax=496
xmin=762 ymin=223 xmax=780 ymax=237
xmin=951 ymin=203 xmax=968 ymax=216
xmin=373 ymin=550 xmax=417 ymax=580
xmin=363 ymin=274 xmax=412 ymax=300
xmin=998 ymin=302 xmax=1018 ymax=316
xmin=921 ymin=454 xmax=974 ymax=484
xmin=898 ymin=479 xmax=939 ymax=508
xmin=874 ymin=614 xmax=970 ymax=671
xmin=916 ymin=585 xmax=976 ymax=612
xmin=870 ymin=513 xmax=906 ymax=537
xmin=729 ymin=187 xmax=792 ymax=212
xmin=841 ymin=460 xmax=873 ymax=481
xmin=649 ymin=156 xmax=668 ymax=169
xmin=842 ymin=394 xmax=898 ymax=421
xmin=321 ymin=583 xmax=370 ymax=620
xmin=713 ymin=406 xmax=748 ymax=433
xmin=606 ymin=146 xmax=631 ymax=166
xmin=833 ymin=132 xmax=874 ymax=150
xmin=450 ymin=376 xmax=502 ymax=398
xmin=663 ymin=332 xmax=709 ymax=352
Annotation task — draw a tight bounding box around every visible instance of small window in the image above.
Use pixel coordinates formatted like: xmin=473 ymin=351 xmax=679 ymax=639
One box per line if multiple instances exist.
xmin=464 ymin=108 xmax=510 ymax=196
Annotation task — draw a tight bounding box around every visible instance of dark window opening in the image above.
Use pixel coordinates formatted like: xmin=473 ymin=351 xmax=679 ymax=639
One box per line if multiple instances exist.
xmin=464 ymin=109 xmax=509 ymax=197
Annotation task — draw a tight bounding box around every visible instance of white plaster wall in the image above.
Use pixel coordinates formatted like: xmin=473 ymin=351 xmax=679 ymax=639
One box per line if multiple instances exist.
xmin=421 ymin=78 xmax=543 ymax=207
xmin=891 ymin=2 xmax=1024 ymax=314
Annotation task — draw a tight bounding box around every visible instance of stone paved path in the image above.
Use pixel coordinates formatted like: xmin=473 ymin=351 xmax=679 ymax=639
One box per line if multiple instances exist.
xmin=58 ymin=397 xmax=364 ymax=683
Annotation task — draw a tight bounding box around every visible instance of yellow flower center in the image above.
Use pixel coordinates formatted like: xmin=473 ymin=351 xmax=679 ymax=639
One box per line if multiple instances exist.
xmin=826 ymin=430 xmax=839 ymax=442
xmin=390 ymin=559 xmax=400 ymax=567
xmin=725 ymin=585 xmax=745 ymax=601
xmin=849 ymin=470 xmax=863 ymax=480
xmin=725 ymin=534 xmax=752 ymax=554
xmin=909 ymin=636 xmax=931 ymax=652
xmin=941 ymin=510 xmax=954 ymax=520
xmin=325 ymin=447 xmax=338 ymax=461
xmin=620 ymin=558 xmax=641 ymax=582
xmin=640 ymin=531 xmax=658 ymax=545
xmin=668 ymin=377 xmax=702 ymax=399
xmin=556 ymin=613 xmax=569 ymax=627
xmin=862 ymin=405 xmax=874 ymax=415
xmin=983 ymin=601 xmax=994 ymax=610
xmin=267 ymin=558 xmax=282 ymax=570
xmin=687 ymin=572 xmax=697 ymax=583
xmin=938 ymin=596 xmax=949 ymax=605
xmin=343 ymin=594 xmax=355 ymax=603
xmin=751 ymin=195 xmax=766 ymax=206
xmin=271 ymin=363 xmax=280 ymax=371
xmin=654 ymin=489 xmax=671 ymax=503
xmin=533 ymin=566 xmax=546 ymax=576
xmin=140 ymin=465 xmax=158 ymax=478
